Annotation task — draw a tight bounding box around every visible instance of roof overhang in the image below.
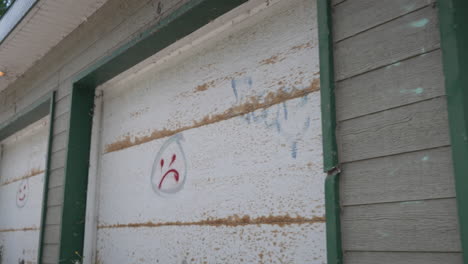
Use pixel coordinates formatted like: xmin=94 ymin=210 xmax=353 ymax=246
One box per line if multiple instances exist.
xmin=0 ymin=0 xmax=107 ymax=92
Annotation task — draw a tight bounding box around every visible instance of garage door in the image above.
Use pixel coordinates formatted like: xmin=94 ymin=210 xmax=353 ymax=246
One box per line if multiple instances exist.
xmin=87 ymin=0 xmax=325 ymax=262
xmin=0 ymin=117 xmax=49 ymax=264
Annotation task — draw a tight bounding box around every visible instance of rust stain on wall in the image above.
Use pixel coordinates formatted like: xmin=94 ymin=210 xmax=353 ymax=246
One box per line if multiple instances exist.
xmin=290 ymin=42 xmax=313 ymax=51
xmin=178 ymin=71 xmax=246 ymax=97
xmin=0 ymin=168 xmax=45 ymax=186
xmin=104 ymin=78 xmax=320 ymax=153
xmin=98 ymin=214 xmax=325 ymax=229
xmin=0 ymin=226 xmax=39 ymax=233
xmin=259 ymin=55 xmax=285 ymax=65
xmin=195 ymin=83 xmax=210 ymax=92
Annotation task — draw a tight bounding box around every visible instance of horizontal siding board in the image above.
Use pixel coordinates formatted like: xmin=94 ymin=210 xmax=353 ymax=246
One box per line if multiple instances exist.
xmin=51 ymin=131 xmax=68 ymax=153
xmin=47 ymin=185 xmax=65 ymax=207
xmin=56 ymin=80 xmax=72 ymax=102
xmin=333 ymin=0 xmax=433 ymax=41
xmin=334 ymin=6 xmax=440 ymax=80
xmin=43 ymin=224 xmax=61 ymax=244
xmin=50 ymin=148 xmax=67 ymax=170
xmin=338 ymin=97 xmax=451 ymax=162
xmin=344 ymin=252 xmax=463 ymax=264
xmin=342 ymin=198 xmax=461 ymax=252
xmin=54 ymin=94 xmax=70 ymax=118
xmin=336 ymin=49 xmax=445 ymax=121
xmin=42 ymin=244 xmax=59 ymax=263
xmin=332 ymin=0 xmax=346 ymax=6
xmin=45 ymin=205 xmax=62 ymax=225
xmin=53 ymin=112 xmax=70 ymax=136
xmin=49 ymin=167 xmax=65 ymax=188
xmin=341 ymin=147 xmax=455 ymax=205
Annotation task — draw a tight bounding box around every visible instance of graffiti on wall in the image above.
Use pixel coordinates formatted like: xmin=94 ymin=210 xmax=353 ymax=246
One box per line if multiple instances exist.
xmin=151 ymin=134 xmax=187 ymax=196
xmin=231 ymin=77 xmax=313 ymax=158
xmin=16 ymin=179 xmax=29 ymax=208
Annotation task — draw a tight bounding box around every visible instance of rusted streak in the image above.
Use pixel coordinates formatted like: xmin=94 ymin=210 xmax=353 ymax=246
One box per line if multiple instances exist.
xmin=290 ymin=42 xmax=313 ymax=51
xmin=104 ymin=78 xmax=320 ymax=153
xmin=259 ymin=55 xmax=285 ymax=65
xmin=98 ymin=214 xmax=325 ymax=229
xmin=195 ymin=83 xmax=210 ymax=92
xmin=0 ymin=226 xmax=39 ymax=233
xmin=0 ymin=168 xmax=45 ymax=186
xmin=178 ymin=72 xmax=247 ymax=98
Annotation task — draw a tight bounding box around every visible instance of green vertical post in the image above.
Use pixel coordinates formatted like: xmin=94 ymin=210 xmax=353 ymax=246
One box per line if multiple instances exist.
xmin=37 ymin=92 xmax=56 ymax=264
xmin=437 ymin=0 xmax=468 ymax=262
xmin=317 ymin=0 xmax=343 ymax=263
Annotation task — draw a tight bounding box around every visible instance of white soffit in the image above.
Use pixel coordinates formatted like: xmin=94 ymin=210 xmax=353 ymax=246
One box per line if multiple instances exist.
xmin=0 ymin=0 xmax=107 ymax=91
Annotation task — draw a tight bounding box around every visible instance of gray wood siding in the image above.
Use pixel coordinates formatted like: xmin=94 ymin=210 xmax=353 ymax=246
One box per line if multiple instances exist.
xmin=338 ymin=97 xmax=450 ymax=162
xmin=336 ymin=50 xmax=445 ymax=121
xmin=335 ymin=5 xmax=440 ymax=81
xmin=342 ymin=198 xmax=461 ymax=252
xmin=345 ymin=252 xmax=463 ymax=264
xmin=341 ymin=147 xmax=455 ymax=206
xmin=332 ymin=0 xmax=460 ymax=261
xmin=333 ymin=0 xmax=433 ymax=41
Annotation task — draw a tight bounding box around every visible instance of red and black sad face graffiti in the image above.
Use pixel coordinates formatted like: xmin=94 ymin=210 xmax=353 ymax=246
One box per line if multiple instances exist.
xmin=151 ymin=134 xmax=187 ymax=196
xmin=16 ymin=179 xmax=29 ymax=208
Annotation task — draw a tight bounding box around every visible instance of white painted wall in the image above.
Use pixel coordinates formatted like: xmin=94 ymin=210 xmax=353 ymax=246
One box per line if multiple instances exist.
xmin=0 ymin=117 xmax=49 ymax=264
xmin=86 ymin=0 xmax=325 ymax=263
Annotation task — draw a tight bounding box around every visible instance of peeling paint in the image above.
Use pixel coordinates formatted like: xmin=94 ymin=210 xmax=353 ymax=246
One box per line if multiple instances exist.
xmin=0 ymin=168 xmax=44 ymax=186
xmin=104 ymin=78 xmax=320 ymax=153
xmin=0 ymin=227 xmax=39 ymax=233
xmin=98 ymin=214 xmax=325 ymax=229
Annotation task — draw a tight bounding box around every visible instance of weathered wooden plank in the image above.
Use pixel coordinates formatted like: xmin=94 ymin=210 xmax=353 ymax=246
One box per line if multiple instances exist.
xmin=336 ymin=50 xmax=444 ymax=121
xmin=53 ymin=112 xmax=69 ymax=136
xmin=51 ymin=131 xmax=68 ymax=153
xmin=345 ymin=252 xmax=463 ymax=264
xmin=47 ymin=186 xmax=64 ymax=207
xmin=333 ymin=0 xmax=433 ymax=41
xmin=99 ymin=0 xmax=319 ymax=154
xmin=50 ymin=149 xmax=67 ymax=171
xmin=341 ymin=147 xmax=455 ymax=205
xmin=334 ymin=6 xmax=440 ymax=80
xmin=338 ymin=97 xmax=450 ymax=162
xmin=342 ymin=198 xmax=461 ymax=252
xmin=48 ymin=168 xmax=65 ymax=189
xmin=43 ymin=224 xmax=61 ymax=245
xmin=332 ymin=0 xmax=346 ymax=6
xmin=342 ymin=199 xmax=461 ymax=252
xmin=54 ymin=94 xmax=70 ymax=118
xmin=41 ymin=244 xmax=59 ymax=263
xmin=45 ymin=206 xmax=62 ymax=225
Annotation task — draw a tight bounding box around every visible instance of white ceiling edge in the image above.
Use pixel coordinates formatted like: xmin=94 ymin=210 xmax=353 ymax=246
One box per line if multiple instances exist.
xmin=0 ymin=0 xmax=37 ymax=43
xmin=0 ymin=0 xmax=107 ymax=92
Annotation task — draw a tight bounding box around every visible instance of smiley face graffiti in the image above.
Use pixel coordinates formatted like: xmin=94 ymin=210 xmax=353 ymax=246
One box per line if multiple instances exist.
xmin=16 ymin=179 xmax=29 ymax=208
xmin=151 ymin=134 xmax=187 ymax=196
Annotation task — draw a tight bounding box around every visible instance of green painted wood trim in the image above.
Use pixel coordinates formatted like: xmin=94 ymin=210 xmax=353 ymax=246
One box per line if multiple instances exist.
xmin=59 ymin=1 xmax=247 ymax=263
xmin=437 ymin=0 xmax=468 ymax=262
xmin=59 ymin=84 xmax=94 ymax=264
xmin=317 ymin=0 xmax=343 ymax=263
xmin=37 ymin=91 xmax=56 ymax=264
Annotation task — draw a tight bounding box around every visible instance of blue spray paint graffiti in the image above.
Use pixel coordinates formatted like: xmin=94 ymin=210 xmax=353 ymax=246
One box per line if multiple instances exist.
xmin=231 ymin=77 xmax=313 ymax=158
